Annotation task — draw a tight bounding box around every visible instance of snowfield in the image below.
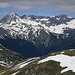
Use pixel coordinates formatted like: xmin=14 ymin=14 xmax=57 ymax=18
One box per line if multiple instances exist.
xmin=38 ymin=54 xmax=75 ymax=74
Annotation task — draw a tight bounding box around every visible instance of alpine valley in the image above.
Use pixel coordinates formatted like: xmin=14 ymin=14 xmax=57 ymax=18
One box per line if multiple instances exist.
xmin=0 ymin=12 xmax=75 ymax=75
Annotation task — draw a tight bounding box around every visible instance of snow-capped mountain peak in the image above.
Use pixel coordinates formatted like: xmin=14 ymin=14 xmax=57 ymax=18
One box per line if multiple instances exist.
xmin=9 ymin=12 xmax=17 ymax=16
xmin=0 ymin=13 xmax=75 ymax=35
xmin=0 ymin=13 xmax=75 ymax=39
xmin=0 ymin=12 xmax=21 ymax=24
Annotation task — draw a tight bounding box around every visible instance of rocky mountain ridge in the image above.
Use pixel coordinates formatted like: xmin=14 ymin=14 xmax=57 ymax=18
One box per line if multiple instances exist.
xmin=0 ymin=44 xmax=24 ymax=67
xmin=0 ymin=12 xmax=75 ymax=57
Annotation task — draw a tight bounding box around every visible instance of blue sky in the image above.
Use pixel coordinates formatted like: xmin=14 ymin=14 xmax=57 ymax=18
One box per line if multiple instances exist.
xmin=0 ymin=0 xmax=75 ymax=19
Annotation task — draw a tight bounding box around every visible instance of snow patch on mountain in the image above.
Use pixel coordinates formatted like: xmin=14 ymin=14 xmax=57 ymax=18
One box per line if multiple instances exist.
xmin=46 ymin=19 xmax=75 ymax=34
xmin=56 ymin=18 xmax=60 ymax=20
xmin=0 ymin=61 xmax=8 ymax=66
xmin=69 ymin=49 xmax=75 ymax=51
xmin=11 ymin=71 xmax=19 ymax=75
xmin=36 ymin=18 xmax=49 ymax=21
xmin=38 ymin=54 xmax=75 ymax=74
xmin=0 ymin=49 xmax=3 ymax=50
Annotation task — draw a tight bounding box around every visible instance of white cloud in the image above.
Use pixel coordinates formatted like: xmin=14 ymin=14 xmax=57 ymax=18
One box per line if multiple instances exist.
xmin=0 ymin=3 xmax=10 ymax=8
xmin=59 ymin=6 xmax=75 ymax=12
xmin=0 ymin=0 xmax=75 ymax=12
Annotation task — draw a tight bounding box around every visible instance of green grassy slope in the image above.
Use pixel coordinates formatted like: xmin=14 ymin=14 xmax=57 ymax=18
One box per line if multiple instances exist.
xmin=0 ymin=48 xmax=75 ymax=75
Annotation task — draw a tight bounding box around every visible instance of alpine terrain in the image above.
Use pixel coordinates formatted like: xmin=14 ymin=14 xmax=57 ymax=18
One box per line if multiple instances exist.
xmin=0 ymin=12 xmax=75 ymax=57
xmin=0 ymin=49 xmax=75 ymax=75
xmin=0 ymin=12 xmax=75 ymax=75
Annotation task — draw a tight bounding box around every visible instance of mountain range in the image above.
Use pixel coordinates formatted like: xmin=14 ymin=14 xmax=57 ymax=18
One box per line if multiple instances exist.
xmin=0 ymin=12 xmax=75 ymax=57
xmin=0 ymin=12 xmax=75 ymax=75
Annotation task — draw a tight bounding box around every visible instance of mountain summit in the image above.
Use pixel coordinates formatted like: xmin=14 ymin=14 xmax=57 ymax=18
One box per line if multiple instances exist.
xmin=0 ymin=12 xmax=21 ymax=24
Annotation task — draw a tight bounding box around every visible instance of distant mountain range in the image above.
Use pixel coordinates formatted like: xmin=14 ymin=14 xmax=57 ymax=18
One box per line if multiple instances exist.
xmin=0 ymin=12 xmax=75 ymax=57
